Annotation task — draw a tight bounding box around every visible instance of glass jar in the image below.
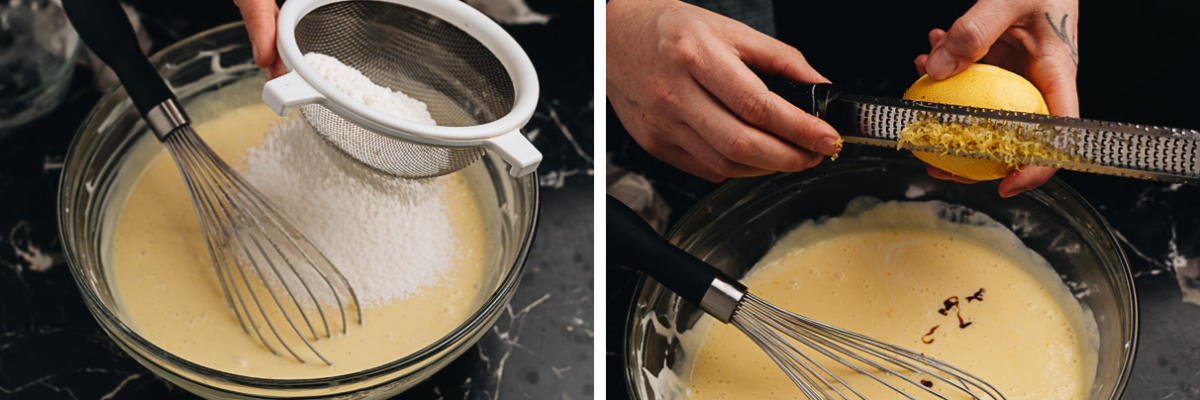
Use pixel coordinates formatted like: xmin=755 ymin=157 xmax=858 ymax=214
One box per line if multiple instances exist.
xmin=0 ymin=0 xmax=80 ymax=131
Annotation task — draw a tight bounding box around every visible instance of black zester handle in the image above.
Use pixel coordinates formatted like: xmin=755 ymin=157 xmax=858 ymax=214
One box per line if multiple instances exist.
xmin=759 ymin=76 xmax=838 ymax=120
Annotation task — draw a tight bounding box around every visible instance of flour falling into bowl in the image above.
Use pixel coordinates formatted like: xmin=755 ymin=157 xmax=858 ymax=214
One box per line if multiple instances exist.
xmin=242 ymin=52 xmax=457 ymax=305
xmin=108 ymin=74 xmax=493 ymax=378
xmin=242 ymin=116 xmax=456 ymax=306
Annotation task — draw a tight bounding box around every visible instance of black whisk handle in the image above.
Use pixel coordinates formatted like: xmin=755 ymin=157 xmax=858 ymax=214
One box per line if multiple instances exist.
xmin=607 ymin=195 xmax=728 ymax=306
xmin=63 ymin=0 xmax=178 ymax=117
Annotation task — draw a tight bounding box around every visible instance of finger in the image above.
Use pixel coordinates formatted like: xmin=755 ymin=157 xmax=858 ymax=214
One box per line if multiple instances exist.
xmin=1032 ymin=62 xmax=1080 ymax=118
xmin=1019 ymin=59 xmax=1074 ymax=197
xmin=927 ymin=165 xmax=981 ymax=184
xmin=926 ymin=1 xmax=1022 ymax=80
xmin=732 ymin=29 xmax=829 ymax=84
xmin=807 ymin=154 xmax=825 ymax=169
xmin=679 ymin=83 xmax=826 ymax=171
xmin=655 ymin=146 xmax=772 ymax=182
xmin=928 ymin=28 xmax=947 ymax=48
xmin=999 ymin=165 xmax=1057 ymax=197
xmin=685 ymin=43 xmax=841 ymax=157
xmin=266 ymin=55 xmax=288 ymax=80
xmin=998 ymin=20 xmax=1079 ymax=118
xmin=656 ymin=146 xmax=726 ymax=182
xmin=620 ymin=107 xmax=773 ymax=180
xmin=234 ymin=0 xmax=279 ymax=70
xmin=670 ymin=118 xmax=778 ymax=177
xmin=914 ymin=28 xmax=947 ymax=76
xmin=914 ymin=54 xmax=929 ymax=76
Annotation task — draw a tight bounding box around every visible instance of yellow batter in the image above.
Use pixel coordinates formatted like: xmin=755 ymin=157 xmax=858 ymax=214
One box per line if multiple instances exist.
xmin=687 ymin=199 xmax=1098 ymax=399
xmin=108 ymin=79 xmax=490 ymax=379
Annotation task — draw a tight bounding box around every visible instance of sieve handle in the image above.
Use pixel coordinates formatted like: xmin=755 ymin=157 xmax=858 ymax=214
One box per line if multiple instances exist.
xmin=486 ymin=131 xmax=543 ymax=177
xmin=62 ymin=0 xmax=177 ymax=118
xmin=262 ymin=71 xmax=325 ymax=117
xmin=608 ymin=195 xmax=746 ymax=322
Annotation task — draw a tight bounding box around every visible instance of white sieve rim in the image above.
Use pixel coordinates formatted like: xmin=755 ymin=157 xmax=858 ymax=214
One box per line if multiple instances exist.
xmin=271 ymin=0 xmax=539 ymax=144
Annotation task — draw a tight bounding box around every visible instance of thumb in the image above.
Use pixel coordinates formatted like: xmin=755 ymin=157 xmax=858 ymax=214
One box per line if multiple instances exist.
xmin=926 ymin=1 xmax=1021 ymax=80
xmin=234 ymin=0 xmax=279 ymax=70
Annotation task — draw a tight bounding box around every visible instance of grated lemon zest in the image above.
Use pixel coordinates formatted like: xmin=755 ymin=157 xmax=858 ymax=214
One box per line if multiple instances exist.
xmin=897 ymin=115 xmax=1090 ymax=168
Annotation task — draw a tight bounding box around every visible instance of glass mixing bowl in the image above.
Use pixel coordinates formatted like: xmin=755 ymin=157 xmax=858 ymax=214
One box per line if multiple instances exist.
xmin=625 ymin=157 xmax=1137 ymax=400
xmin=58 ymin=22 xmax=538 ymax=399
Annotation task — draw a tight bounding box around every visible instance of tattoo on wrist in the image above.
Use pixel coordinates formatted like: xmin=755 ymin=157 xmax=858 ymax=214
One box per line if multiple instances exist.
xmin=1045 ymin=13 xmax=1079 ymax=67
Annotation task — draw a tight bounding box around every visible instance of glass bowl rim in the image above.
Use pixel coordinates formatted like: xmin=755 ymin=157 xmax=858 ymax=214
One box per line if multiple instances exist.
xmin=621 ymin=158 xmax=1139 ymax=400
xmin=57 ymin=21 xmax=540 ymax=391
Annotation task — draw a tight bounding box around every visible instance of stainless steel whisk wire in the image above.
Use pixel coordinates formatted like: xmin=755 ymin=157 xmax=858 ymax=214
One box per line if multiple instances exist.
xmin=732 ymin=294 xmax=1005 ymax=400
xmin=164 ymin=126 xmax=363 ymax=365
xmin=62 ymin=0 xmax=366 ymax=366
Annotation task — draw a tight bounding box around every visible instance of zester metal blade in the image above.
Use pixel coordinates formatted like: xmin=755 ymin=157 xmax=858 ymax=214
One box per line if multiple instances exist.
xmin=820 ymin=93 xmax=1200 ymax=184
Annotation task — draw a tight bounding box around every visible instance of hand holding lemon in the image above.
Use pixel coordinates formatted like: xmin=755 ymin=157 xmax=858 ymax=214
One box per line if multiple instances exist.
xmin=903 ymin=64 xmax=1049 ymax=181
xmin=912 ymin=0 xmax=1079 ymax=197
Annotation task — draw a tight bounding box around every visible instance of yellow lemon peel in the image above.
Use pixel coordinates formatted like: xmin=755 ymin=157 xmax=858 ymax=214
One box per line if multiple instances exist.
xmin=900 ymin=63 xmax=1057 ymax=180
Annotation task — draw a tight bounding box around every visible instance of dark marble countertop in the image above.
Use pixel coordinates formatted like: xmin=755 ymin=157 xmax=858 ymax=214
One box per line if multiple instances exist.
xmin=0 ymin=1 xmax=593 ymax=399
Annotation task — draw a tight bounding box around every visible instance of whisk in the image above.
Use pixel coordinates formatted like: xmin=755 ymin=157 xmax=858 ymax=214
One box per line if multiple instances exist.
xmin=64 ymin=0 xmax=360 ymax=365
xmin=609 ymin=196 xmax=1006 ymax=399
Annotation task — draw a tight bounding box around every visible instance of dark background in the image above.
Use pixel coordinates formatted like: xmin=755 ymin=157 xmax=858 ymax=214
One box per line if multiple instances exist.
xmin=609 ymin=0 xmax=1200 ymax=398
xmin=774 ymin=0 xmax=1200 ymax=130
xmin=0 ymin=0 xmax=594 ymax=399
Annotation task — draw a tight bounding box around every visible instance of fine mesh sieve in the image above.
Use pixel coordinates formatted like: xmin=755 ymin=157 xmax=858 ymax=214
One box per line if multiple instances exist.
xmin=297 ymin=105 xmax=487 ymax=178
xmin=264 ymin=0 xmax=542 ymax=178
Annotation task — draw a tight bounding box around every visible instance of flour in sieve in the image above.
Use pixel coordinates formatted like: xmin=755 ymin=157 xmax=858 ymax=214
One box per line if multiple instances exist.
xmin=241 ymin=108 xmax=454 ymax=308
xmin=303 ymin=52 xmax=436 ymax=125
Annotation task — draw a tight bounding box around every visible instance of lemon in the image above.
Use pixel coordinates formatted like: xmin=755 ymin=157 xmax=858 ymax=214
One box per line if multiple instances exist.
xmin=902 ymin=63 xmax=1049 ymax=180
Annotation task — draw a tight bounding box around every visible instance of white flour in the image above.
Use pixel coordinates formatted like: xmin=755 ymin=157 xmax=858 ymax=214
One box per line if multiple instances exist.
xmin=303 ymin=52 xmax=436 ymax=125
xmin=242 ymin=53 xmax=454 ymax=307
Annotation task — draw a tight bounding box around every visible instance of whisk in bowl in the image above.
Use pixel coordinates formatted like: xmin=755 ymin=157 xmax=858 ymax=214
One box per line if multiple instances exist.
xmin=609 ymin=196 xmax=1006 ymax=399
xmin=64 ymin=0 xmax=360 ymax=365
